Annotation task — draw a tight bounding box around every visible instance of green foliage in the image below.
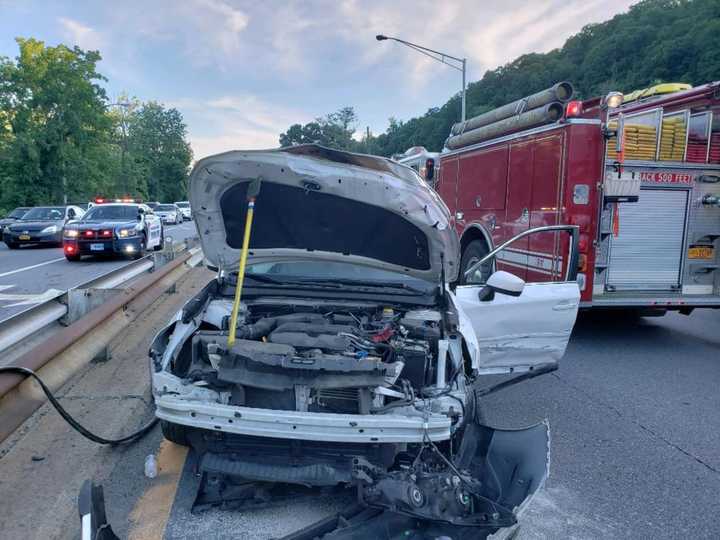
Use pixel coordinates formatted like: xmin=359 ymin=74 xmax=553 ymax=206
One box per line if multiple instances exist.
xmin=0 ymin=38 xmax=111 ymax=208
xmin=280 ymin=0 xmax=720 ymax=156
xmin=0 ymin=39 xmax=192 ymax=212
xmin=125 ymin=102 xmax=193 ymax=202
xmin=280 ymin=106 xmax=359 ymax=150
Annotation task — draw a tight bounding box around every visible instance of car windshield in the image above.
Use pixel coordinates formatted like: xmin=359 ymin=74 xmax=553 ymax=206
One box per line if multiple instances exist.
xmin=23 ymin=207 xmax=65 ymax=220
xmin=156 ymin=205 xmax=175 ymax=211
xmin=83 ymin=205 xmax=138 ymax=221
xmin=245 ymin=260 xmax=435 ymax=291
xmin=8 ymin=208 xmax=29 ymax=219
xmin=175 ymin=202 xmax=190 ymax=208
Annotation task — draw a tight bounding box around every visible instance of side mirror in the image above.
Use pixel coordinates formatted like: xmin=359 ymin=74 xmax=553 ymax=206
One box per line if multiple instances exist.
xmin=478 ymin=270 xmax=525 ymax=302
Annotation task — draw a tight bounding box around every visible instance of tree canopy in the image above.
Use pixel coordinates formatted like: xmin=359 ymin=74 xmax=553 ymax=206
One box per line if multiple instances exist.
xmin=278 ymin=0 xmax=720 ymax=156
xmin=0 ymin=38 xmax=192 ymax=213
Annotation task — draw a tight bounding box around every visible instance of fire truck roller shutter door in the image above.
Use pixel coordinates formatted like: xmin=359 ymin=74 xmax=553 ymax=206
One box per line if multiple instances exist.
xmin=607 ymin=189 xmax=689 ymax=290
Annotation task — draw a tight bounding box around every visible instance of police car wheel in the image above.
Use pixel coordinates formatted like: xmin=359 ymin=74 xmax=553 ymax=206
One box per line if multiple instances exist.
xmin=65 ymin=254 xmax=81 ymax=262
xmin=153 ymin=228 xmax=164 ymax=251
xmin=5 ymin=241 xmax=18 ymax=249
xmin=132 ymin=235 xmax=146 ymax=259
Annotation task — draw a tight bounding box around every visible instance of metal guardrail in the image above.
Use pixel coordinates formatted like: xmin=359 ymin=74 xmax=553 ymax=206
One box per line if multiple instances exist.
xmin=0 ymin=238 xmax=201 ymax=361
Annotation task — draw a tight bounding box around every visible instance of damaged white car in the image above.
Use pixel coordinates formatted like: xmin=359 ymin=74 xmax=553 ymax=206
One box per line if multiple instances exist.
xmin=150 ymin=145 xmax=580 ymax=530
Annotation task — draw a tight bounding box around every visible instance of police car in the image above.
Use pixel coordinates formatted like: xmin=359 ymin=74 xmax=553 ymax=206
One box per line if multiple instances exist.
xmin=62 ymin=202 xmax=164 ymax=261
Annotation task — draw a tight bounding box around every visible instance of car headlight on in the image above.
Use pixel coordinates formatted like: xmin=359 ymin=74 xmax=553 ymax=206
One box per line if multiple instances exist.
xmin=65 ymin=229 xmax=79 ymax=238
xmin=117 ymin=227 xmax=139 ymax=238
xmin=41 ymin=225 xmax=58 ymax=234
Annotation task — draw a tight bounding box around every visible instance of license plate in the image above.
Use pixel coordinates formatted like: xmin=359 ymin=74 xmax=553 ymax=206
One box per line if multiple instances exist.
xmin=90 ymin=243 xmax=105 ymax=251
xmin=18 ymin=235 xmax=30 ymax=240
xmin=688 ymin=246 xmax=714 ymax=259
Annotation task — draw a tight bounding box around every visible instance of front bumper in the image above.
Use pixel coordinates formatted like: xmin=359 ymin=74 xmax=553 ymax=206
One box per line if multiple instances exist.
xmin=4 ymin=231 xmax=62 ymax=245
xmin=63 ymin=236 xmax=143 ymax=256
xmin=155 ymin=394 xmax=452 ymax=443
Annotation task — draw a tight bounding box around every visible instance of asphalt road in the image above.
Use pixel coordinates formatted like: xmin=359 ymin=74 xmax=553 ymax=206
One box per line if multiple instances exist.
xmin=0 ymin=289 xmax=718 ymax=539
xmin=0 ymin=220 xmax=198 ymax=322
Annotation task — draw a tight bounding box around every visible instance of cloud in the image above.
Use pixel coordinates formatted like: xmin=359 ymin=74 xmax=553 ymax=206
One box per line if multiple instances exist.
xmin=58 ymin=17 xmax=104 ymax=51
xmin=168 ymin=94 xmax=310 ymax=160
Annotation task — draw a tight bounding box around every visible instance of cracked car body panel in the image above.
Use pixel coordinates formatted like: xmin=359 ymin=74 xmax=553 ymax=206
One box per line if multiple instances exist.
xmin=189 ymin=144 xmax=460 ymax=283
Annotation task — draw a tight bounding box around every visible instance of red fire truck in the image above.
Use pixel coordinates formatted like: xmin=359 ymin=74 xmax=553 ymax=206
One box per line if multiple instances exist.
xmin=433 ymin=82 xmax=720 ymax=313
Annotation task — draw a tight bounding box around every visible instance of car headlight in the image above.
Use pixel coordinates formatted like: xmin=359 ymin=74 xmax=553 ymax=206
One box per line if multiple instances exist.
xmin=117 ymin=227 xmax=138 ymax=238
xmin=65 ymin=229 xmax=79 ymax=238
xmin=41 ymin=225 xmax=58 ymax=234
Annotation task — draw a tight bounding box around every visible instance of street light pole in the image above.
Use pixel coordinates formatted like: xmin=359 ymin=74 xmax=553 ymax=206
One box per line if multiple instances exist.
xmin=376 ymin=34 xmax=467 ymax=122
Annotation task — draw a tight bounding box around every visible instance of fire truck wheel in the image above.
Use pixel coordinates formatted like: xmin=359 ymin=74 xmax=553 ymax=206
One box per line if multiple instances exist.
xmin=460 ymin=240 xmax=492 ymax=284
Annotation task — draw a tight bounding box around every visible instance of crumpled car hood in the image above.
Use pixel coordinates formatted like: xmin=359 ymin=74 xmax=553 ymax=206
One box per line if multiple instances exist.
xmin=188 ymin=144 xmax=459 ymax=282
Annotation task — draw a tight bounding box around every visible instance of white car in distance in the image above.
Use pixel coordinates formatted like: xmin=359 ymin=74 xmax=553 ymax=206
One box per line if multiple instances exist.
xmin=154 ymin=203 xmax=182 ymax=225
xmin=174 ymin=201 xmax=192 ymax=221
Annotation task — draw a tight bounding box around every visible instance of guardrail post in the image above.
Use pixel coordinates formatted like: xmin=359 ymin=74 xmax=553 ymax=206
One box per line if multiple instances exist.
xmin=61 ymin=288 xmax=123 ymax=326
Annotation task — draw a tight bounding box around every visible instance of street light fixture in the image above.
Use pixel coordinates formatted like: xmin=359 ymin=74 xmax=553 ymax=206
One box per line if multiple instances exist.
xmin=376 ymin=34 xmax=467 ymax=122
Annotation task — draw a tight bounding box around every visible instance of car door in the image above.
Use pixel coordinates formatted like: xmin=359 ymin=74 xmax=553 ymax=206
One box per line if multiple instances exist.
xmin=453 ymin=225 xmax=580 ymax=373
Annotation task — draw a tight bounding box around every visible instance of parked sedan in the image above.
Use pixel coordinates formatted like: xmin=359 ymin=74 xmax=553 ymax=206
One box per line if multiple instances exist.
xmin=0 ymin=207 xmax=31 ymax=244
xmin=3 ymin=205 xmax=84 ymax=248
xmin=150 ymin=145 xmax=581 ymax=529
xmin=154 ymin=204 xmax=182 ymax=225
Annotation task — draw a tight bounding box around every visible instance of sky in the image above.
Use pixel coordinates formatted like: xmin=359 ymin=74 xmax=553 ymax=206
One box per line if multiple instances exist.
xmin=0 ymin=0 xmax=637 ymax=160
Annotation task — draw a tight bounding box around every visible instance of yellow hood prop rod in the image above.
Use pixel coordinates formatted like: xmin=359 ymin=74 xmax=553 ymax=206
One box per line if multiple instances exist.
xmin=227 ymin=177 xmax=262 ymax=348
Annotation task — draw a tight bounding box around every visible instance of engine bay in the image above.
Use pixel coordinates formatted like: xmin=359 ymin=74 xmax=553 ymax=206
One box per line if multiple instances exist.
xmin=160 ymin=296 xmax=466 ymax=421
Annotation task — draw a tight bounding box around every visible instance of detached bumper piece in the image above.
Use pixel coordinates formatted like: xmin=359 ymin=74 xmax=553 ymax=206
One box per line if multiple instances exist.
xmin=352 ymin=422 xmax=549 ymax=529
xmin=77 ymin=480 xmax=119 ymax=540
xmin=190 ymin=421 xmax=549 ymax=538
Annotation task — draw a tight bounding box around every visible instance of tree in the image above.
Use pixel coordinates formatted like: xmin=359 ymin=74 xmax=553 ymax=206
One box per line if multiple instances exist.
xmin=279 ymin=107 xmax=359 ymax=150
xmin=125 ymin=102 xmax=193 ymax=202
xmin=0 ymin=38 xmax=112 ymax=209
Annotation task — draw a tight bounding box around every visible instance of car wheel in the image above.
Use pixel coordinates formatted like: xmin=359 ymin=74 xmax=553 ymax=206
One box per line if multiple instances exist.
xmin=5 ymin=240 xmax=18 ymax=249
xmin=160 ymin=420 xmax=191 ymax=446
xmin=459 ymin=240 xmax=492 ymax=284
xmin=65 ymin=254 xmax=81 ymax=262
xmin=153 ymin=227 xmax=165 ymax=251
xmin=132 ymin=235 xmax=147 ymax=260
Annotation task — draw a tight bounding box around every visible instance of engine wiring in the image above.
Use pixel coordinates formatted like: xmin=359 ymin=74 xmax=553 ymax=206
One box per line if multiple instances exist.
xmin=0 ymin=366 xmax=158 ymax=446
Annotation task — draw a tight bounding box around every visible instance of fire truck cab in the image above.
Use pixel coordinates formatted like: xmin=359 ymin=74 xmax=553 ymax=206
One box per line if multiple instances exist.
xmin=435 ymin=81 xmax=720 ymax=313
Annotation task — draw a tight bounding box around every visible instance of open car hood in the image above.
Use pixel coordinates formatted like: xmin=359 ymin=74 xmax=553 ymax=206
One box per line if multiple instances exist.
xmin=189 ymin=145 xmax=459 ymax=282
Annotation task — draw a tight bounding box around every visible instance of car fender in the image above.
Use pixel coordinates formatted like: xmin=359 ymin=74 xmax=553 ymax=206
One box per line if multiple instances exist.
xmin=448 ymin=286 xmax=480 ymax=372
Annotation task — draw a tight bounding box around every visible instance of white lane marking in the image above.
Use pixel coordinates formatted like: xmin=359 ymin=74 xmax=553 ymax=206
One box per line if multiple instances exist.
xmin=0 ymin=288 xmax=65 ymax=306
xmin=0 ymin=257 xmax=66 ymax=279
xmin=0 ymin=285 xmax=14 ymax=292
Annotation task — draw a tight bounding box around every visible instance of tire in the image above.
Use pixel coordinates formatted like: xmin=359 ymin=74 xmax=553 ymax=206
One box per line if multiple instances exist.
xmin=132 ymin=235 xmax=147 ymax=260
xmin=459 ymin=240 xmax=492 ymax=284
xmin=160 ymin=420 xmax=190 ymax=447
xmin=5 ymin=241 xmax=18 ymax=249
xmin=153 ymin=227 xmax=165 ymax=251
xmin=65 ymin=254 xmax=81 ymax=262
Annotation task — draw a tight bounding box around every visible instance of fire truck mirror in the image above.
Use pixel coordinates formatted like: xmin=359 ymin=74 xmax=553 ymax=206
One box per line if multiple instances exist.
xmin=425 ymin=158 xmax=435 ymax=183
